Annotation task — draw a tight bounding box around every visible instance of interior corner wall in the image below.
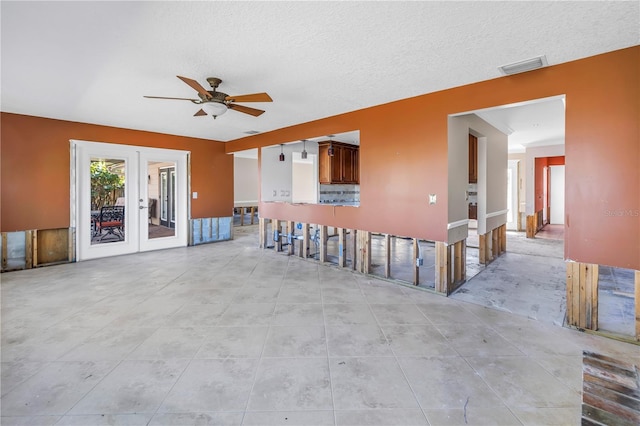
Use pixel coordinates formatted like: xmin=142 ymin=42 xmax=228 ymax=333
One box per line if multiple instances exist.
xmin=467 ymin=115 xmax=508 ymax=235
xmin=233 ymin=156 xmax=258 ymax=204
xmin=0 ymin=113 xmax=233 ymax=232
xmin=447 ymin=115 xmax=470 ymax=243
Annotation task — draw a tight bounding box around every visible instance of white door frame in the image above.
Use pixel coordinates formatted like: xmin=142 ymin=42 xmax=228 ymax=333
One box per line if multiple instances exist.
xmin=72 ymin=140 xmax=189 ymax=261
xmin=506 ymin=160 xmax=519 ymax=230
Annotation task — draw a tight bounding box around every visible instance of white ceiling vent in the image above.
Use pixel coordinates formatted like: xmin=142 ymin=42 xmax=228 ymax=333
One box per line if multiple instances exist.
xmin=498 ymin=55 xmax=548 ymax=75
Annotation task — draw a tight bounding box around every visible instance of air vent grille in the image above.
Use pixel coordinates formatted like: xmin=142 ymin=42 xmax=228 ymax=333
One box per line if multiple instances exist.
xmin=244 ymin=130 xmax=260 ymax=135
xmin=499 ymin=55 xmax=548 ymax=75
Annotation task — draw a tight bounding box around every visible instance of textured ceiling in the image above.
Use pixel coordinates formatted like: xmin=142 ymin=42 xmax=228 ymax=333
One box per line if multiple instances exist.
xmin=1 ymin=1 xmax=638 ymax=145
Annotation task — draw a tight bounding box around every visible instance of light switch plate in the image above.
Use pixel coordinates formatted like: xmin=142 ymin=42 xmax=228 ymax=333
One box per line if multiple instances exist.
xmin=192 ymin=192 xmax=198 ymax=199
xmin=429 ymin=194 xmax=437 ymax=204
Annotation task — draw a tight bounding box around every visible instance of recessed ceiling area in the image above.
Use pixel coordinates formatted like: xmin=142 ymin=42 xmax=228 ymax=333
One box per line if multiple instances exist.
xmin=1 ymin=1 xmax=637 ymax=142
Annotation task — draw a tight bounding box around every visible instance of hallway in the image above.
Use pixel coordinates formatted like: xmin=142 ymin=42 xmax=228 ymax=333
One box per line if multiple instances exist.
xmin=1 ymin=226 xmax=638 ymax=425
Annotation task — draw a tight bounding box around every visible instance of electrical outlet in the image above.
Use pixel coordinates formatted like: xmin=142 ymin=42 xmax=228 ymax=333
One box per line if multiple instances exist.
xmin=192 ymin=192 xmax=198 ymax=199
xmin=429 ymin=194 xmax=437 ymax=204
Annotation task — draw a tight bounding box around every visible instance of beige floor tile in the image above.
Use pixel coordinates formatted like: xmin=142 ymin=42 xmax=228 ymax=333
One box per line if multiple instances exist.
xmin=248 ymin=358 xmax=332 ymax=410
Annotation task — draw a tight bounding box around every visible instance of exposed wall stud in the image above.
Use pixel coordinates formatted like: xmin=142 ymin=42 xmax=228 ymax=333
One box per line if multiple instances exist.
xmin=384 ymin=234 xmax=391 ymax=278
xmin=319 ymin=225 xmax=328 ymax=263
xmin=338 ymin=228 xmax=347 ymax=267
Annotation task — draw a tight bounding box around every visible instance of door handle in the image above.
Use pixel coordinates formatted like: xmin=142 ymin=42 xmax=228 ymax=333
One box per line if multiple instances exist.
xmin=139 ymin=206 xmax=148 ymax=210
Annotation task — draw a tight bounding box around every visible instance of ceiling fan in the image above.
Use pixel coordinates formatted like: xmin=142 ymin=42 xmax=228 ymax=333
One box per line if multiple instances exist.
xmin=144 ymin=75 xmax=272 ymax=118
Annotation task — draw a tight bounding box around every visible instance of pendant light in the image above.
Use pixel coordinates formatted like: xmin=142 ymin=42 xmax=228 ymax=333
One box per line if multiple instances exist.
xmin=279 ymin=144 xmax=285 ymax=162
xmin=327 ymin=134 xmax=335 ymax=157
xmin=301 ymin=140 xmax=308 ymax=159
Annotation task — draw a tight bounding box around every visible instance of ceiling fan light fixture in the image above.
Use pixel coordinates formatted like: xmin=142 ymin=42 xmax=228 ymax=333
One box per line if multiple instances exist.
xmin=498 ymin=55 xmax=548 ymax=75
xmin=202 ymin=101 xmax=228 ymax=118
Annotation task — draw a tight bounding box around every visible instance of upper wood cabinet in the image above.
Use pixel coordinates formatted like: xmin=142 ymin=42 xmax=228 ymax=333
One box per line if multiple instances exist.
xmin=318 ymin=141 xmax=359 ymax=184
xmin=469 ymin=134 xmax=478 ymax=183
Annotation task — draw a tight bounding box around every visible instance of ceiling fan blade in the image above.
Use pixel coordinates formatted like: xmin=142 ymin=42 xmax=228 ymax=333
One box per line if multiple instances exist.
xmin=144 ymin=95 xmax=199 ymax=101
xmin=225 ymin=93 xmax=273 ymax=103
xmin=177 ymin=75 xmax=212 ymax=99
xmin=228 ymin=103 xmax=265 ymax=117
xmin=194 ymin=109 xmax=207 ymax=117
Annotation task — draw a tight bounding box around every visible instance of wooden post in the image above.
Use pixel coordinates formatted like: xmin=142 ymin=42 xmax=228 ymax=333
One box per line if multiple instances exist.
xmin=287 ymin=221 xmax=295 ymax=256
xmin=492 ymin=228 xmax=499 ymax=258
xmin=500 ymin=224 xmax=507 ymax=253
xmin=25 ymin=230 xmax=34 ymax=268
xmin=1 ymin=232 xmax=7 ymax=271
xmin=461 ymin=239 xmax=466 ymax=281
xmin=302 ymin=223 xmax=310 ymax=258
xmin=319 ymin=225 xmax=328 ymax=263
xmin=566 ymin=262 xmax=599 ymax=330
xmin=338 ymin=228 xmax=347 ymax=267
xmin=33 ymin=230 xmax=39 ymax=267
xmin=413 ymin=238 xmax=420 ymax=285
xmin=274 ymin=219 xmax=282 ymax=252
xmin=526 ymin=215 xmax=536 ymax=238
xmin=454 ymin=240 xmax=463 ymax=283
xmin=351 ymin=229 xmax=358 ymax=270
xmin=384 ymin=234 xmax=391 ymax=278
xmin=435 ymin=241 xmax=450 ymax=294
xmin=250 ymin=206 xmax=256 ymax=225
xmin=635 ymin=271 xmax=640 ymax=342
xmin=356 ymin=230 xmax=371 ymax=274
xmin=479 ymin=233 xmax=487 ymax=264
xmin=239 ymin=207 xmax=245 ymax=226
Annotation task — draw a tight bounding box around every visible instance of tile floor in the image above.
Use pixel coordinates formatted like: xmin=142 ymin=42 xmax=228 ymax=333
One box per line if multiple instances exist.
xmin=1 ymin=226 xmax=639 ymax=425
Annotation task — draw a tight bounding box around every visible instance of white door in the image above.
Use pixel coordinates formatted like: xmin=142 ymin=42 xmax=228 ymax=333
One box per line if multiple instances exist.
xmin=74 ymin=141 xmax=188 ymax=261
xmin=550 ymin=165 xmax=565 ymax=224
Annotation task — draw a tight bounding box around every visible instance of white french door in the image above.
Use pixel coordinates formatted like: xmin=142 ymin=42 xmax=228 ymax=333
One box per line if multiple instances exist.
xmin=73 ymin=141 xmax=189 ymax=261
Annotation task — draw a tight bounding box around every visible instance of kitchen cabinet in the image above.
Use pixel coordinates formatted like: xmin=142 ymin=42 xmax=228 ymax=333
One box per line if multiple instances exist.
xmin=318 ymin=141 xmax=359 ymax=184
xmin=469 ymin=134 xmax=478 ymax=183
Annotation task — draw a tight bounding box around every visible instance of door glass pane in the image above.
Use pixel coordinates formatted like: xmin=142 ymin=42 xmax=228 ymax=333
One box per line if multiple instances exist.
xmin=90 ymin=158 xmax=125 ymax=245
xmin=149 ymin=162 xmax=176 ymax=239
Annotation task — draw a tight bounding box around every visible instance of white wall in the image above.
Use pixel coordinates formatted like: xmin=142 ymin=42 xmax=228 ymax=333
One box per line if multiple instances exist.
xmin=292 ymin=153 xmax=318 ymax=203
xmin=261 ymin=145 xmax=293 ymax=203
xmin=234 ymin=156 xmax=258 ymax=204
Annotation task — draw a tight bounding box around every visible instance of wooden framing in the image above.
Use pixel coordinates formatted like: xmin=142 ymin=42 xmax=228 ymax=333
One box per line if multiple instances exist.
xmin=351 ymin=229 xmax=358 ymax=270
xmin=526 ymin=214 xmax=536 ymax=238
xmin=412 ymin=238 xmax=420 ymax=285
xmin=356 ymin=230 xmax=371 ymax=274
xmin=435 ymin=241 xmax=450 ymax=294
xmin=287 ymin=220 xmax=295 ymax=256
xmin=34 ymin=228 xmax=69 ymax=266
xmin=566 ymin=262 xmax=599 ymax=331
xmin=454 ymin=239 xmax=464 ymax=283
xmin=273 ymin=219 xmax=282 ymax=252
xmin=435 ymin=240 xmax=466 ymax=295
xmin=1 ymin=232 xmax=8 ymax=270
xmin=384 ymin=234 xmax=391 ymax=278
xmin=302 ymin=223 xmax=310 ymax=258
xmin=319 ymin=225 xmax=328 ymax=263
xmin=258 ymin=217 xmax=268 ymax=248
xmin=338 ymin=228 xmax=347 ymax=267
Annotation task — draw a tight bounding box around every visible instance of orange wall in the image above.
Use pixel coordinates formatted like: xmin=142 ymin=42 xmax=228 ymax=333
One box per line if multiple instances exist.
xmin=226 ymin=47 xmax=640 ymax=270
xmin=535 ymin=156 xmax=565 ymax=212
xmin=1 ymin=113 xmax=233 ymax=232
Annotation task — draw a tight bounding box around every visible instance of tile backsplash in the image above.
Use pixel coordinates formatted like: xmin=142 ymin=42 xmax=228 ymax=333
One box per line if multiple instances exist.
xmin=319 ymin=184 xmax=360 ymax=203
